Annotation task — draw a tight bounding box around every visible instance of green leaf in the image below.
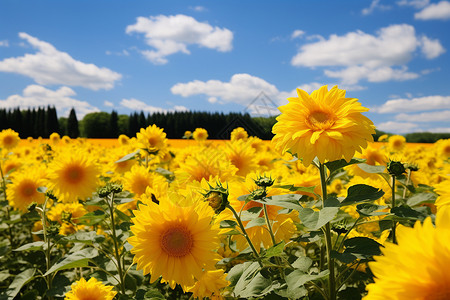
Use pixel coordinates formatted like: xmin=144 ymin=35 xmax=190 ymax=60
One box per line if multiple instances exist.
xmin=325 ymin=158 xmax=366 ymax=174
xmin=44 ymin=248 xmax=98 ymax=276
xmin=143 ymin=289 xmax=165 ymax=300
xmin=220 ymin=220 xmax=237 ymax=228
xmin=273 ymin=185 xmax=317 ymax=195
xmin=299 ymin=207 xmax=339 ymax=230
xmin=37 ymin=186 xmax=48 ymax=193
xmin=240 ymin=207 xmax=263 ymax=221
xmin=407 ymin=193 xmax=436 ymax=207
xmin=0 ymin=271 xmax=10 ymax=282
xmin=340 ymin=184 xmax=385 ymax=206
xmin=291 ymin=256 xmax=313 ymax=272
xmin=286 ymin=270 xmax=329 ymax=292
xmin=343 ymin=237 xmax=382 ymax=258
xmin=227 ymin=261 xmax=260 ymax=287
xmin=14 ymin=241 xmax=45 ymax=252
xmin=245 ymin=217 xmax=267 ymax=229
xmin=324 ymin=197 xmax=340 ymax=207
xmin=357 ymin=163 xmax=386 ymax=174
xmin=115 ymin=149 xmax=140 ymax=163
xmin=62 ymin=231 xmax=105 ymax=245
xmin=154 ymin=167 xmax=174 ymax=181
xmin=356 ymin=203 xmax=389 ymax=217
xmin=253 ymin=194 xmax=304 ymax=211
xmin=6 ymin=268 xmax=36 ymax=298
xmin=294 ymin=231 xmax=323 ymax=243
xmin=115 ymin=208 xmax=132 ymax=222
xmin=330 ymin=250 xmax=357 ymax=264
xmin=78 ymin=210 xmax=106 ymax=225
xmin=264 ymin=241 xmax=285 ymax=258
xmin=391 ymin=205 xmax=423 ymax=220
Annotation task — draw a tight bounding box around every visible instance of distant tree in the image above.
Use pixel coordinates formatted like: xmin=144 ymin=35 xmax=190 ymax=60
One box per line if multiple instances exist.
xmin=35 ymin=107 xmax=46 ymax=138
xmin=82 ymin=112 xmax=111 ymax=138
xmin=118 ymin=114 xmax=129 ymax=135
xmin=59 ymin=117 xmax=68 ymax=136
xmin=67 ymin=108 xmax=80 ymax=138
xmin=110 ymin=110 xmax=119 ymax=138
xmin=46 ymin=106 xmax=59 ymax=136
xmin=128 ymin=112 xmax=139 ymax=137
xmin=0 ymin=109 xmax=7 ymax=130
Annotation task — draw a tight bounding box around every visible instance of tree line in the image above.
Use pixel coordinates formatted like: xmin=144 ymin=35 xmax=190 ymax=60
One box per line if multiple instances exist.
xmin=1 ymin=107 xmax=449 ymax=142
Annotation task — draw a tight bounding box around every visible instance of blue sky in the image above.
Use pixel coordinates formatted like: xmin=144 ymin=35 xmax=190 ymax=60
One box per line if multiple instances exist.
xmin=1 ymin=0 xmax=449 ymax=134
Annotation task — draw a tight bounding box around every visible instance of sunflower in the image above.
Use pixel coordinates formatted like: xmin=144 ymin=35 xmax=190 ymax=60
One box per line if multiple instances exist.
xmin=193 ymin=128 xmax=208 ymax=141
xmin=364 ymin=206 xmax=450 ymax=299
xmin=6 ymin=168 xmax=46 ymax=212
xmin=435 ymin=138 xmax=450 ymax=159
xmin=186 ymin=269 xmax=229 ymax=299
xmin=272 ymin=85 xmax=375 ymax=166
xmin=46 ymin=151 xmax=100 ymax=202
xmin=118 ymin=134 xmax=130 ymax=146
xmin=224 ymin=140 xmax=258 ymax=177
xmin=128 ymin=196 xmax=221 ymax=290
xmin=349 ymin=145 xmax=387 ymax=178
xmin=64 ymin=277 xmax=117 ymax=300
xmin=136 ymin=124 xmax=167 ymax=154
xmin=388 ymin=135 xmax=406 ymax=152
xmin=434 ymin=178 xmax=450 ymax=209
xmin=0 ymin=129 xmax=20 ymax=150
xmin=230 ymin=127 xmax=248 ymax=141
xmin=49 ymin=132 xmax=61 ymax=145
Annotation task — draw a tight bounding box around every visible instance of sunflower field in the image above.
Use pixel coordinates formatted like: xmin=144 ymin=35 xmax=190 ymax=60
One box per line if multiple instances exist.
xmin=0 ymin=85 xmax=449 ymax=300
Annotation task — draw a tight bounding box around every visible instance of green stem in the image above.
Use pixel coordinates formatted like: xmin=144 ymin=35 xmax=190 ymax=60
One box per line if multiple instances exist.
xmin=262 ymin=202 xmax=285 ymax=279
xmin=402 ymin=169 xmax=411 ymax=199
xmin=336 ymin=217 xmax=361 ymax=252
xmin=319 ymin=163 xmax=336 ymax=300
xmin=108 ymin=192 xmax=126 ymax=295
xmin=226 ymin=204 xmax=263 ymax=267
xmin=391 ymin=176 xmax=397 ymax=244
xmin=39 ymin=196 xmax=54 ymax=300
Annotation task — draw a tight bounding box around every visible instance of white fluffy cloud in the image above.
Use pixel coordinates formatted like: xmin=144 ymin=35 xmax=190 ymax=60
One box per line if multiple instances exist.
xmin=170 ymin=73 xmax=340 ymax=113
xmin=291 ymin=30 xmax=305 ymax=39
xmin=373 ymin=95 xmax=450 ymax=113
xmin=397 ymin=0 xmax=430 ymax=9
xmin=395 ymin=110 xmax=450 ymax=122
xmin=171 ymin=73 xmax=284 ymax=106
xmin=0 ymin=85 xmax=100 ymax=118
xmin=120 ymin=98 xmax=188 ymax=113
xmin=0 ymin=40 xmax=8 ymax=47
xmin=291 ymin=24 xmax=445 ymax=84
xmin=104 ymin=100 xmax=114 ymax=107
xmin=376 ymin=121 xmax=420 ymax=133
xmin=0 ymin=33 xmax=121 ymax=90
xmin=415 ymin=1 xmax=450 ymax=20
xmin=362 ymin=0 xmax=392 ymax=15
xmin=126 ymin=14 xmax=233 ymax=65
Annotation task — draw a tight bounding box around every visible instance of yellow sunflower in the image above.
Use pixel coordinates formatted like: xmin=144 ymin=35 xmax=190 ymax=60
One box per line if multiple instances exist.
xmin=388 ymin=135 xmax=406 ymax=152
xmin=272 ymin=85 xmax=375 ymax=166
xmin=46 ymin=151 xmax=100 ymax=202
xmin=49 ymin=132 xmax=61 ymax=145
xmin=136 ymin=124 xmax=167 ymax=153
xmin=230 ymin=127 xmax=248 ymax=141
xmin=0 ymin=129 xmax=20 ymax=150
xmin=193 ymin=128 xmax=208 ymax=141
xmin=435 ymin=138 xmax=450 ymax=159
xmin=434 ymin=178 xmax=450 ymax=209
xmin=118 ymin=134 xmax=130 ymax=146
xmin=364 ymin=206 xmax=450 ymax=299
xmin=47 ymin=202 xmax=88 ymax=235
xmin=6 ymin=168 xmax=46 ymax=212
xmin=186 ymin=269 xmax=229 ymax=299
xmin=64 ymin=277 xmax=117 ymax=300
xmin=224 ymin=140 xmax=258 ymax=177
xmin=128 ymin=196 xmax=221 ymax=290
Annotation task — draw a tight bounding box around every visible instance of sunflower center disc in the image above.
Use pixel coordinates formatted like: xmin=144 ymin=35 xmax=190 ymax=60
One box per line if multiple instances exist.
xmin=65 ymin=165 xmax=84 ymax=184
xmin=308 ymin=110 xmax=334 ymax=130
xmin=160 ymin=225 xmax=194 ymax=257
xmin=21 ymin=182 xmax=36 ymax=197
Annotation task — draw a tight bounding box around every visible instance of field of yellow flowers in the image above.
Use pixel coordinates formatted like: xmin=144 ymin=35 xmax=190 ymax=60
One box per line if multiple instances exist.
xmin=1 ymin=85 xmax=449 ymax=300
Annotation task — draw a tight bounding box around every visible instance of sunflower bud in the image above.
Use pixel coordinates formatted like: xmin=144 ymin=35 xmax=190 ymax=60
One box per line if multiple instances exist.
xmin=253 ymin=175 xmax=275 ymax=188
xmin=250 ymin=188 xmax=267 ymax=200
xmin=61 ymin=211 xmax=72 ymax=223
xmin=387 ymin=160 xmax=406 ymax=177
xmin=202 ymin=182 xmax=229 ymax=214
